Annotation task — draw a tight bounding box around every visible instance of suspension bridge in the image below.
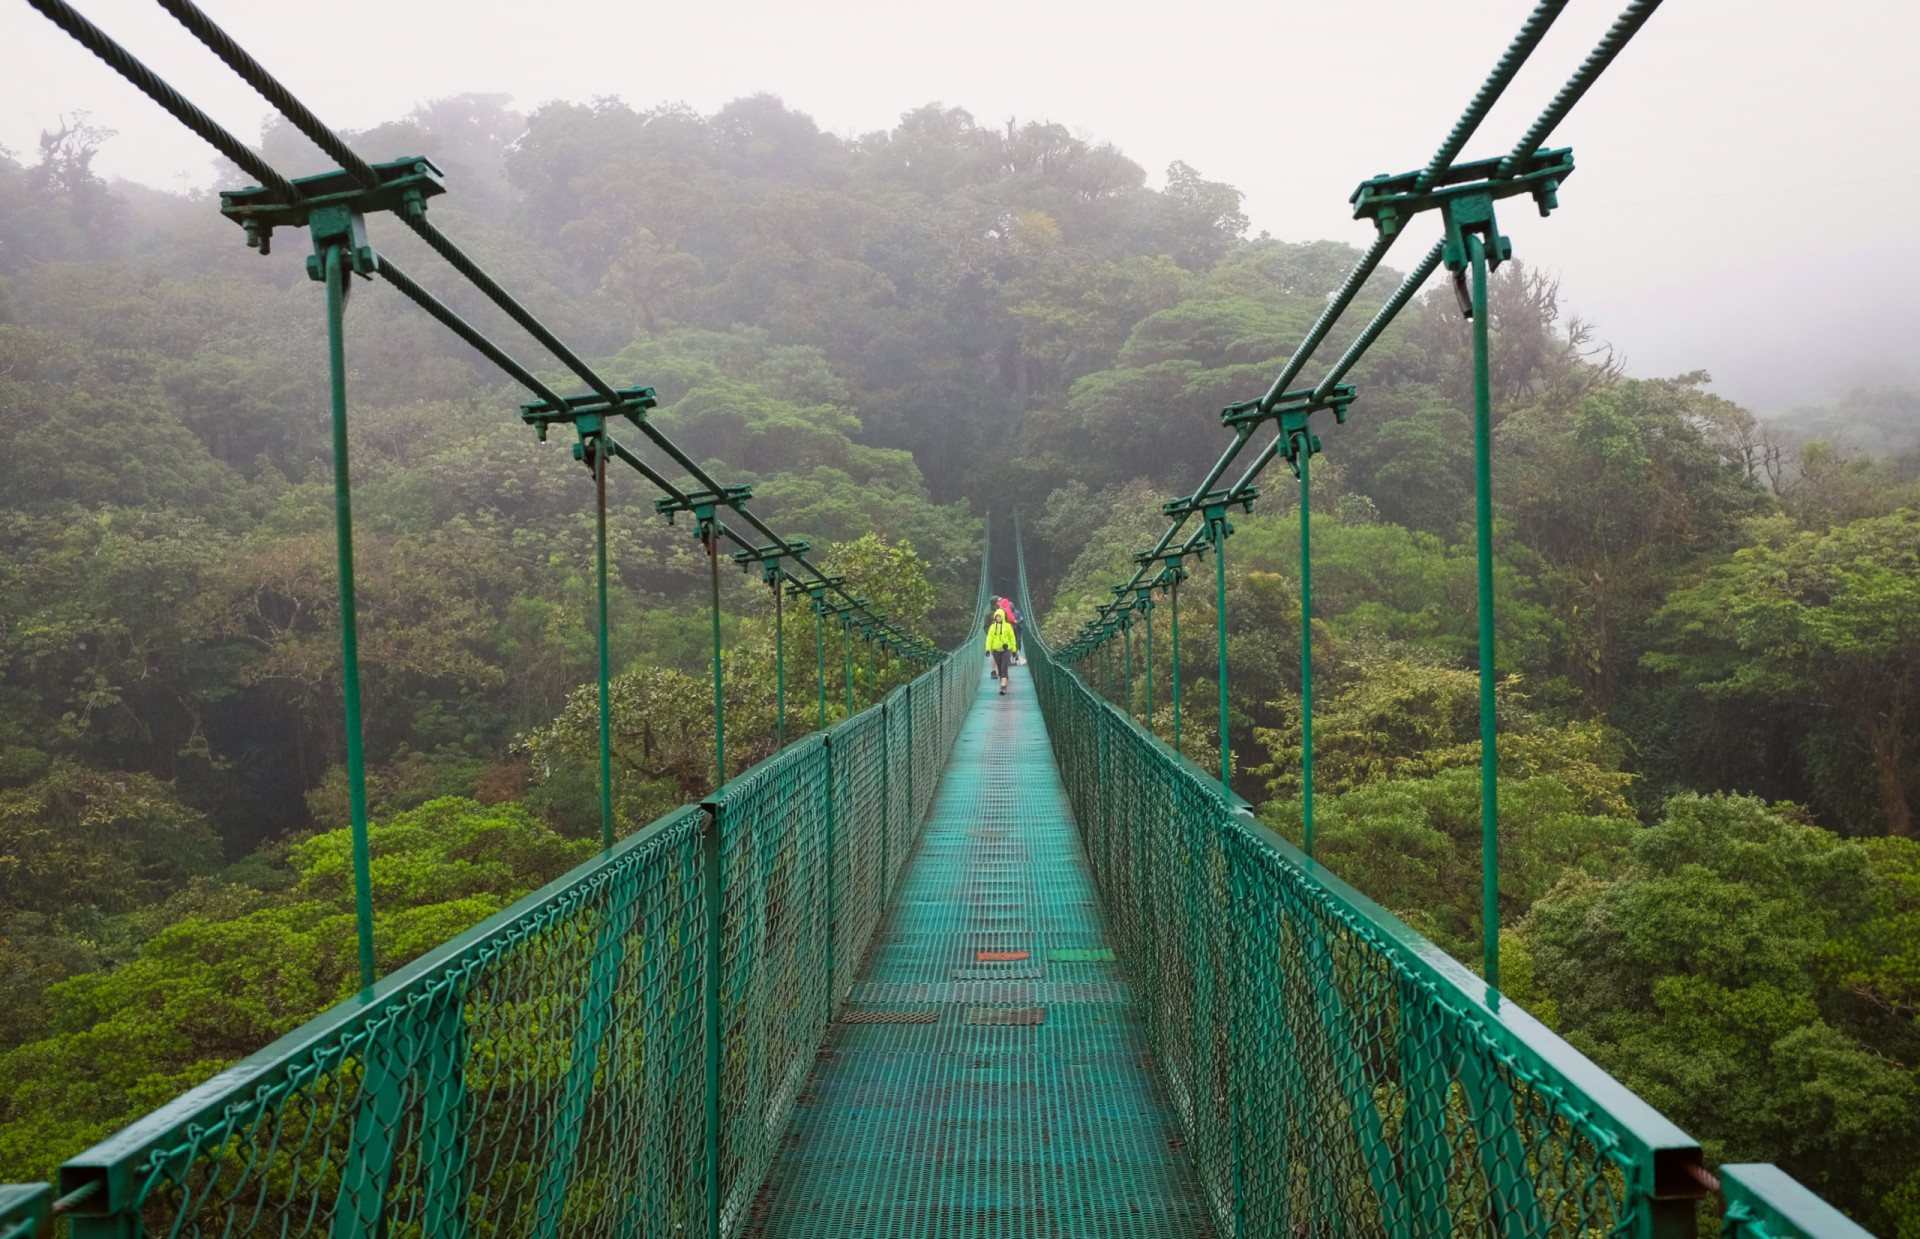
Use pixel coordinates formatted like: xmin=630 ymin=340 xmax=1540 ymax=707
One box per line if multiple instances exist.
xmin=0 ymin=0 xmax=1881 ymax=1236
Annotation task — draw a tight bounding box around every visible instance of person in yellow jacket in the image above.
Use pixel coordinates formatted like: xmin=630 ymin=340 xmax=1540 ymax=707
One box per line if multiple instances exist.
xmin=985 ymin=608 xmax=1018 ymax=695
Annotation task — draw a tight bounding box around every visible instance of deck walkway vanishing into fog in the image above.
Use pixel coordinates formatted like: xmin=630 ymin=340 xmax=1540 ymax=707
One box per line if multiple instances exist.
xmin=745 ymin=665 xmax=1216 ymax=1238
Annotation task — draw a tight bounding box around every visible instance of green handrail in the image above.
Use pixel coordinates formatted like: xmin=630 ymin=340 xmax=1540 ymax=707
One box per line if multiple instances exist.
xmin=1014 ymin=524 xmax=1711 ymax=1238
xmin=31 ymin=533 xmax=990 ymax=1239
xmin=1719 ymin=1166 xmax=1877 ymax=1239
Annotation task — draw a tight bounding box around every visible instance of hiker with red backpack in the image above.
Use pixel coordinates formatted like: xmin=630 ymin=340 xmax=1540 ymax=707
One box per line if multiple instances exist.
xmin=994 ymin=596 xmax=1024 ymax=665
xmin=985 ymin=605 xmax=1017 ymax=694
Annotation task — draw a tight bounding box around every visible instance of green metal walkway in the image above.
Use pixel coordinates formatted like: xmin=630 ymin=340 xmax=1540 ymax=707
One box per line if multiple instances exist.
xmin=747 ymin=664 xmax=1215 ymax=1237
xmin=2 ymin=2 xmax=1875 ymax=1235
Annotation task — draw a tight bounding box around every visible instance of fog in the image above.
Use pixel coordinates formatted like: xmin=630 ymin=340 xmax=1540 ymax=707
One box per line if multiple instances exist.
xmin=2 ymin=0 xmax=1913 ymax=413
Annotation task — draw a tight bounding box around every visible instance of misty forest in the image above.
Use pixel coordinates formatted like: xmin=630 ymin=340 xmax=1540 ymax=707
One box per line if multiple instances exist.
xmin=2 ymin=93 xmax=1918 ymax=1232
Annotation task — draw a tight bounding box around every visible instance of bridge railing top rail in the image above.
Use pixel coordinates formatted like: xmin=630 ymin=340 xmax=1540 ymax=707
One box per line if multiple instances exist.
xmin=1011 ymin=521 xmax=1873 ymax=1239
xmin=32 ymin=602 xmax=981 ymax=1232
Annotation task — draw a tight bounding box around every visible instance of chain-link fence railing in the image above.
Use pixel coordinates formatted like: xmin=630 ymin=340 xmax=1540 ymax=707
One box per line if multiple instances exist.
xmin=25 ymin=553 xmax=990 ymax=1239
xmin=1014 ymin=531 xmax=1710 ymax=1239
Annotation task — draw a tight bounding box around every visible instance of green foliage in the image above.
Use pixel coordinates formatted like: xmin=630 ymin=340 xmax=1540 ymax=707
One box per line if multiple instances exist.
xmin=2 ymin=81 xmax=1916 ymax=1220
xmin=1648 ymin=509 xmax=1920 ymax=836
xmin=1515 ymin=795 xmax=1920 ymax=1232
xmin=519 ymin=533 xmax=938 ymax=826
xmin=1254 ymin=649 xmax=1638 ymax=958
xmin=1781 ymin=384 xmax=1920 ymax=460
xmin=0 ymin=797 xmax=590 ymax=1182
xmin=0 ymin=762 xmax=220 ymax=918
xmin=1253 ymin=652 xmax=1632 ymax=814
xmin=820 ymin=533 xmax=938 ymax=634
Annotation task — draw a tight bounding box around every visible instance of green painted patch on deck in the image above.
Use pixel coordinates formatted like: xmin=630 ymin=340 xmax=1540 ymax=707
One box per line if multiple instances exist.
xmin=1048 ymin=947 xmax=1116 ymax=962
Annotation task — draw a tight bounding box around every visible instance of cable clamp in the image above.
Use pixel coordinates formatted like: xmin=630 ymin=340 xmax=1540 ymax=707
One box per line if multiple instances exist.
xmin=225 ymin=155 xmax=443 ymax=258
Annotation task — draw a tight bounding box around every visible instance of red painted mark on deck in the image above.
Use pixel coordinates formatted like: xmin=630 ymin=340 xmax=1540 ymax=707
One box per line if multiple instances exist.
xmin=975 ymin=950 xmax=1030 ymax=962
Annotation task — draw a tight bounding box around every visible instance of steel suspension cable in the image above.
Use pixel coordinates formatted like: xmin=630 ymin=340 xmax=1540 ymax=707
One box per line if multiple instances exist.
xmin=22 ymin=0 xmax=300 ymax=202
xmin=1313 ymin=241 xmax=1446 ymax=399
xmin=1257 ymin=232 xmax=1400 ymax=409
xmin=1416 ymin=0 xmax=1573 ymax=191
xmin=372 ymin=256 xmax=572 ymax=408
xmin=1500 ymin=0 xmax=1667 ymax=177
xmin=143 ymin=0 xmax=918 ymax=647
xmin=153 ymin=0 xmax=380 ymax=188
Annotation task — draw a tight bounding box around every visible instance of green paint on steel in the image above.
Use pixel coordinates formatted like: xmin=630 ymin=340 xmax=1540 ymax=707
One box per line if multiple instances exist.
xmin=1141 ymin=587 xmax=1154 ymax=736
xmin=816 ymin=591 xmax=827 ymax=731
xmin=1210 ymin=507 xmax=1231 ymax=789
xmin=1049 ymin=947 xmax=1115 ymax=962
xmin=1171 ymin=573 xmax=1182 ymax=757
xmin=746 ymin=666 xmax=1215 ymax=1237
xmin=1469 ymin=231 xmax=1499 ymax=992
xmin=773 ymin=568 xmax=786 ymax=747
xmin=1009 ymin=524 xmax=1714 ymax=1239
xmin=702 ymin=803 xmax=723 ymax=1239
xmin=1299 ymin=442 xmax=1315 ymax=860
xmin=322 ymin=241 xmax=375 ymax=993
xmin=594 ymin=435 xmax=614 ymax=851
xmin=708 ymin=522 xmax=725 ymax=789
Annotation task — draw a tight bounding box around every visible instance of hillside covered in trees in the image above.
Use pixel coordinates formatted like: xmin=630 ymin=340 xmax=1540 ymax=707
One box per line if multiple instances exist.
xmin=2 ymin=94 xmax=1918 ymax=1231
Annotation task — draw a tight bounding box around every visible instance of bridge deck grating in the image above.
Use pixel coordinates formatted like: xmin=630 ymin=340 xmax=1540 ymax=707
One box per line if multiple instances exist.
xmin=743 ymin=663 xmax=1216 ymax=1238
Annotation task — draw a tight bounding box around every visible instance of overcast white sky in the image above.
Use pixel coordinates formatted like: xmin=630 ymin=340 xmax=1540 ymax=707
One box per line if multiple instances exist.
xmin=3 ymin=0 xmax=1914 ymax=412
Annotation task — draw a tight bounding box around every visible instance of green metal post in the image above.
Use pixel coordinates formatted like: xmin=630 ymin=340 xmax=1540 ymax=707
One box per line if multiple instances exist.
xmin=1300 ymin=442 xmax=1315 ymax=861
xmin=1470 ymin=232 xmax=1499 ymax=991
xmin=773 ymin=573 xmax=785 ymax=748
xmin=843 ymin=618 xmax=854 ymax=719
xmin=325 ymin=244 xmax=375 ymax=993
xmin=594 ymin=438 xmax=614 ymax=852
xmin=816 ymin=599 xmax=827 ymax=732
xmin=701 ymin=806 xmax=722 ymax=1239
xmin=1212 ymin=516 xmax=1231 ymax=790
xmin=824 ymin=733 xmax=836 ymax=999
xmin=1123 ymin=618 xmax=1133 ymax=719
xmin=707 ymin=524 xmax=724 ymax=788
xmin=867 ymin=635 xmax=875 ymax=708
xmin=1171 ymin=575 xmax=1182 ymax=758
xmin=1136 ymin=595 xmax=1152 ymax=733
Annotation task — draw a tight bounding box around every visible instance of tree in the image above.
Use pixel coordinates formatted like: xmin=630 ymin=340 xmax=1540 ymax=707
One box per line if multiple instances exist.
xmin=1513 ymin=795 xmax=1920 ymax=1232
xmin=1647 ymin=509 xmax=1920 ymax=836
xmin=0 ymin=798 xmax=591 ymax=1182
xmin=0 ymin=763 xmax=219 ymax=919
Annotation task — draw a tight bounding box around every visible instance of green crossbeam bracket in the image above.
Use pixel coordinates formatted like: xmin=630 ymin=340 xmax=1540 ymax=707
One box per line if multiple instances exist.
xmin=1162 ymin=485 xmax=1259 ymax=523
xmin=520 ymin=386 xmax=658 ymax=443
xmin=0 ymin=1184 xmax=50 ymax=1239
xmin=789 ymin=575 xmax=846 ymax=606
xmin=1133 ymin=545 xmax=1190 ymax=569
xmin=1221 ymin=382 xmax=1356 ymax=434
xmin=220 ymin=154 xmax=445 ymax=257
xmin=1349 ymin=147 xmax=1572 ymax=241
xmin=733 ymin=540 xmax=810 ymax=584
xmin=1352 ymin=146 xmax=1573 ymax=311
xmin=1222 ymin=383 xmax=1355 ymax=478
xmin=655 ymin=485 xmax=754 ymax=534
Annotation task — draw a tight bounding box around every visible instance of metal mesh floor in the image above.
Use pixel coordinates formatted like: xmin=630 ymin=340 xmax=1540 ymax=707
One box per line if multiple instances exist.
xmin=744 ymin=664 xmax=1217 ymax=1237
